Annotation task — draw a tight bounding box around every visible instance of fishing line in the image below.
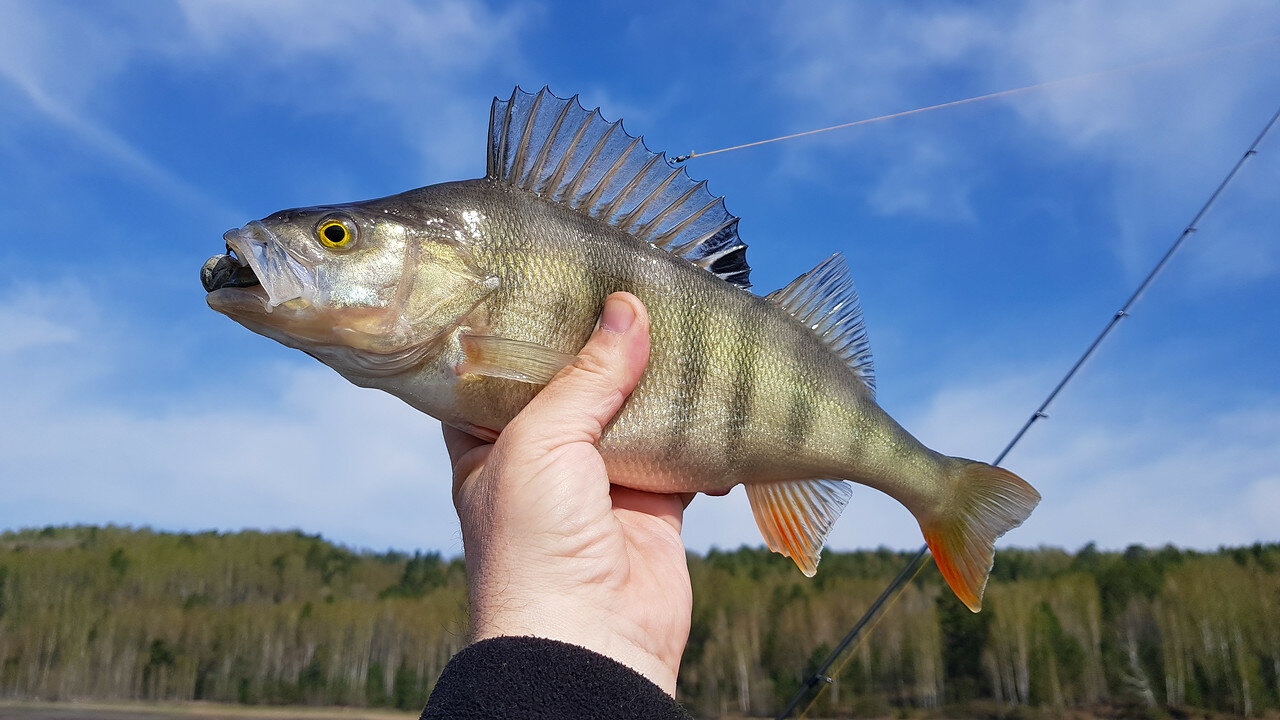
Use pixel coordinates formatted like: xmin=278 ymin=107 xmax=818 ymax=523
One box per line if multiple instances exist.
xmin=673 ymin=37 xmax=1278 ymax=164
xmin=777 ymin=99 xmax=1280 ymax=720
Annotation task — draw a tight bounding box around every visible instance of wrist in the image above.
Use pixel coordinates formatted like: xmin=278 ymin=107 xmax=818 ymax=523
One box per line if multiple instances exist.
xmin=470 ymin=598 xmax=680 ymax=696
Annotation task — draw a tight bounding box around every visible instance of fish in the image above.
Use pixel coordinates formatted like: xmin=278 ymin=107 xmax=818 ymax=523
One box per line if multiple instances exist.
xmin=203 ymin=87 xmax=1039 ymax=611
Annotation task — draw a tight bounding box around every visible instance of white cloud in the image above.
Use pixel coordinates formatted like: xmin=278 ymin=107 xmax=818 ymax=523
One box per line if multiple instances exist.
xmin=867 ymin=141 xmax=978 ymax=221
xmin=4 ymin=277 xmax=1276 ymax=559
xmin=1 ymin=0 xmax=1275 ymax=563
xmin=758 ymin=0 xmax=1280 ymax=253
xmin=0 ymin=283 xmax=461 ymax=554
xmin=683 ymin=361 xmax=1280 ymax=556
xmin=998 ymin=0 xmax=1277 ymax=144
xmin=172 ymin=0 xmax=535 ymax=179
xmin=759 ymin=2 xmax=1010 ymax=221
xmin=175 ymin=0 xmax=522 ymax=71
xmin=993 ymin=1 xmax=1280 ymax=285
xmin=767 ymin=4 xmax=999 ymax=118
xmin=0 ymin=307 xmax=78 ymax=355
xmin=0 ymin=1 xmax=534 ymax=198
xmin=0 ymin=2 xmax=147 ymax=107
xmin=0 ymin=3 xmax=233 ymax=217
xmin=0 ymin=278 xmax=847 ymax=558
xmin=766 ymin=1 xmax=1279 ymax=152
xmin=1177 ymin=152 xmax=1280 ymax=290
xmin=902 ymin=370 xmax=1280 ymax=551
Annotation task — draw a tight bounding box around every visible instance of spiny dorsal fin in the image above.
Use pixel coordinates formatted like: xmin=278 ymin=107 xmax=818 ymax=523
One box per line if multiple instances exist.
xmin=766 ymin=254 xmax=875 ymax=395
xmin=488 ymin=86 xmax=751 ymax=289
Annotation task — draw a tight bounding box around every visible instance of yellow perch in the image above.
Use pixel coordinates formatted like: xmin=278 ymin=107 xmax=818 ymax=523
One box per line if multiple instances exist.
xmin=203 ymin=87 xmax=1039 ymax=611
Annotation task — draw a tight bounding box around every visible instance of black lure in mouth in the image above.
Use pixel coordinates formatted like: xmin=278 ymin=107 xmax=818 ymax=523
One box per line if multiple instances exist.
xmin=201 ymin=248 xmax=261 ymax=293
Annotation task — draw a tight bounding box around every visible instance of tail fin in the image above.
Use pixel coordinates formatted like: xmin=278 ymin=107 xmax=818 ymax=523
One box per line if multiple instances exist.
xmin=921 ymin=461 xmax=1039 ymax=612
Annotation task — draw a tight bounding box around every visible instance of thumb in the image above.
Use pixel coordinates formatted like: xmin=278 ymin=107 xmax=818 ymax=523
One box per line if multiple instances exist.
xmin=504 ymin=292 xmax=651 ymax=449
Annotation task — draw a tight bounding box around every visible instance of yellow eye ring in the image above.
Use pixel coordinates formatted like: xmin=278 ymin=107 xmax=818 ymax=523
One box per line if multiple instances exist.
xmin=317 ymin=216 xmax=357 ymax=249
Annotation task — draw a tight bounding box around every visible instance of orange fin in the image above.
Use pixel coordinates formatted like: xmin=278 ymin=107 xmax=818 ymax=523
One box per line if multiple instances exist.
xmin=458 ymin=333 xmax=575 ymax=385
xmin=746 ymin=479 xmax=852 ymax=576
xmin=921 ymin=462 xmax=1040 ymax=612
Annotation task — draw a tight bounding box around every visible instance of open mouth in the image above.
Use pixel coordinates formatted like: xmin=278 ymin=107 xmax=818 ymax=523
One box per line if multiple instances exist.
xmin=203 ymin=222 xmax=312 ymax=313
xmin=201 ymin=247 xmax=260 ymax=292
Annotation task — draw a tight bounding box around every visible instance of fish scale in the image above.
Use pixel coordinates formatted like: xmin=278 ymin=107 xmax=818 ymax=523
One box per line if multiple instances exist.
xmin=203 ymin=87 xmax=1039 ymax=611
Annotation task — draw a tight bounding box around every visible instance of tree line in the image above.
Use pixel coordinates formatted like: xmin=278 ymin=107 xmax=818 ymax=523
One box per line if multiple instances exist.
xmin=0 ymin=525 xmax=1276 ymax=717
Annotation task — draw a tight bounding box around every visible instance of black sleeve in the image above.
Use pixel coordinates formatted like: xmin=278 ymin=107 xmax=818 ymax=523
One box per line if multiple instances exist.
xmin=420 ymin=636 xmax=692 ymax=720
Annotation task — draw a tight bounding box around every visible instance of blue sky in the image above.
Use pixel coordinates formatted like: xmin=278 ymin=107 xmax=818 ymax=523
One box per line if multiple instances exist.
xmin=2 ymin=1 xmax=1278 ymax=558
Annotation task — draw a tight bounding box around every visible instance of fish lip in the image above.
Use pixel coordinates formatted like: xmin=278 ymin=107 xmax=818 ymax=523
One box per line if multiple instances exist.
xmin=207 ymin=222 xmax=313 ymax=313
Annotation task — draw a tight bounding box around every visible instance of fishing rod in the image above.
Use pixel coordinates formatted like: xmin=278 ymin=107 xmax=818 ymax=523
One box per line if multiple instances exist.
xmin=667 ymin=37 xmax=1279 ymax=718
xmin=772 ymin=100 xmax=1280 ymax=719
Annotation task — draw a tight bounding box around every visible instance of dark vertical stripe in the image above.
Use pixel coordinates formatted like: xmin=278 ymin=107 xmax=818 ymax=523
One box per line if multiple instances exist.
xmin=785 ymin=336 xmax=818 ymax=450
xmin=666 ymin=296 xmax=708 ymax=458
xmin=724 ymin=301 xmax=762 ymax=474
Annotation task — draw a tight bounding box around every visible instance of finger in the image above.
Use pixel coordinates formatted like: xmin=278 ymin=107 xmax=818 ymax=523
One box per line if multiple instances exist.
xmin=450 ymin=445 xmax=493 ymax=505
xmin=503 ymin=292 xmax=651 ymax=451
xmin=443 ymin=423 xmax=488 ymax=466
xmin=611 ymin=485 xmax=687 ymax=534
xmin=442 ymin=424 xmax=494 ymax=506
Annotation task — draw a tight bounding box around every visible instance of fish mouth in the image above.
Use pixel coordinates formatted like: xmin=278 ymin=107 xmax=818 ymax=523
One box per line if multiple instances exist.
xmin=201 ymin=251 xmax=260 ymax=292
xmin=203 ymin=222 xmax=312 ymax=315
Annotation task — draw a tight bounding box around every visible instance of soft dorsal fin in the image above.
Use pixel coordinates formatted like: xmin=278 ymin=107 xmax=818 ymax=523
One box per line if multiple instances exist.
xmin=488 ymin=86 xmax=751 ymax=289
xmin=766 ymin=254 xmax=875 ymax=395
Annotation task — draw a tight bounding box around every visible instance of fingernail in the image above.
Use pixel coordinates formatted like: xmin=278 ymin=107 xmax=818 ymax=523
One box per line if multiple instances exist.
xmin=599 ymin=296 xmax=635 ymax=334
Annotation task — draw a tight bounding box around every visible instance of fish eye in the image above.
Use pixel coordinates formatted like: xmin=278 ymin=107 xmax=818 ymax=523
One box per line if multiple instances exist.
xmin=316 ymin=216 xmax=357 ymax=249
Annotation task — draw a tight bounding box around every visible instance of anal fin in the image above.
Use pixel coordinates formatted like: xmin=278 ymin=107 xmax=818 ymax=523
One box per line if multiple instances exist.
xmin=458 ymin=334 xmax=576 ymax=385
xmin=746 ymin=478 xmax=852 ymax=576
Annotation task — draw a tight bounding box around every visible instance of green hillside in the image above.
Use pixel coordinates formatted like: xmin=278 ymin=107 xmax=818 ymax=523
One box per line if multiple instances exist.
xmin=1 ymin=526 xmax=1276 ymax=717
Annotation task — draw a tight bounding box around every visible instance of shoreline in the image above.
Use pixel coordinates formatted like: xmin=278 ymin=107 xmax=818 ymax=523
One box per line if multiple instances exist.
xmin=0 ymin=700 xmax=414 ymax=720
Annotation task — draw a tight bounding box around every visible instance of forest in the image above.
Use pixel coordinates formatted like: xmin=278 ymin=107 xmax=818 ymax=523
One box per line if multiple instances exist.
xmin=0 ymin=526 xmax=1277 ymax=718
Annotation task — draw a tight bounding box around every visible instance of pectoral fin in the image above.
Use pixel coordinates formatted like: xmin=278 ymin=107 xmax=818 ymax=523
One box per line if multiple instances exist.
xmin=458 ymin=333 xmax=576 ymax=385
xmin=746 ymin=478 xmax=852 ymax=576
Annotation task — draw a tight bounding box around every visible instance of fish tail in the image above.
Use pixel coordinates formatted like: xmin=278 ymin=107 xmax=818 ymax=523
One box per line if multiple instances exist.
xmin=920 ymin=461 xmax=1040 ymax=612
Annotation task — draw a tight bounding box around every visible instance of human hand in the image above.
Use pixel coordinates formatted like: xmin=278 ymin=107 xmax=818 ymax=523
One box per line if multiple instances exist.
xmin=444 ymin=292 xmax=693 ymax=696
